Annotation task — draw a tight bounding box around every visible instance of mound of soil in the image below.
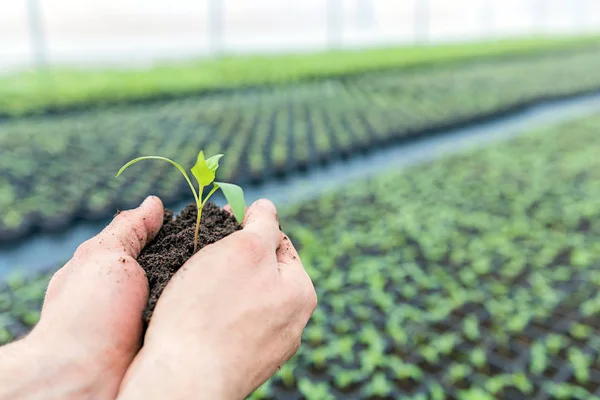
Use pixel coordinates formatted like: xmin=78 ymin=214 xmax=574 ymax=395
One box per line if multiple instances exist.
xmin=138 ymin=202 xmax=241 ymax=323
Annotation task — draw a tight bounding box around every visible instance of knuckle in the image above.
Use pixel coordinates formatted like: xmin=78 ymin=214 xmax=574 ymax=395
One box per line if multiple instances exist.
xmin=114 ymin=257 xmax=148 ymax=285
xmin=306 ymin=284 xmax=318 ymax=312
xmin=292 ymin=274 xmax=318 ymax=310
xmin=73 ymin=239 xmax=97 ymax=260
xmin=44 ymin=259 xmax=79 ymax=303
xmin=49 ymin=265 xmax=68 ymax=282
xmin=298 ymin=286 xmax=318 ymax=320
xmin=117 ymin=212 xmax=147 ymax=241
xmin=45 ymin=267 xmax=68 ymax=299
xmin=235 ymin=231 xmax=270 ymax=258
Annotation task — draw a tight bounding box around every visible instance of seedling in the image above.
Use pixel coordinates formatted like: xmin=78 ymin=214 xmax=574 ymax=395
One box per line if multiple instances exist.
xmin=362 ymin=372 xmax=393 ymax=398
xmin=298 ymin=379 xmax=335 ymax=400
xmin=117 ymin=151 xmax=246 ymax=253
xmin=568 ymin=347 xmax=591 ymax=383
xmin=332 ymin=370 xmax=358 ymax=390
xmin=429 ymin=383 xmax=446 ymax=400
xmin=470 ymin=348 xmax=487 ymax=369
xmin=277 ymin=363 xmax=296 ymax=389
xmin=530 ymin=341 xmax=548 ymax=375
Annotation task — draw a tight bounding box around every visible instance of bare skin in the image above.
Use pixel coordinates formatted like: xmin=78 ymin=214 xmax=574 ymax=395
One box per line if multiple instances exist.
xmin=0 ymin=196 xmax=316 ymax=400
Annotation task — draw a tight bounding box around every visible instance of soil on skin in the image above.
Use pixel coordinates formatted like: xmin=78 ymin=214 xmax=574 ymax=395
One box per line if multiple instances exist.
xmin=138 ymin=202 xmax=241 ymax=324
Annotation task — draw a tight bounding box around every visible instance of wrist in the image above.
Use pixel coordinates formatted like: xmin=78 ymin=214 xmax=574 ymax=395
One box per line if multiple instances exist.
xmin=0 ymin=337 xmax=80 ymax=400
xmin=0 ymin=330 xmax=118 ymax=400
xmin=118 ymin=340 xmax=243 ymax=400
xmin=0 ymin=340 xmax=33 ymax=400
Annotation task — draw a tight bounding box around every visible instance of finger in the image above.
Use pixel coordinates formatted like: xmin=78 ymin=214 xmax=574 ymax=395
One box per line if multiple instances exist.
xmin=277 ymin=234 xmax=317 ymax=320
xmin=84 ymin=195 xmax=164 ymax=258
xmin=242 ymin=199 xmax=283 ymax=251
xmin=276 ymin=234 xmax=301 ymax=266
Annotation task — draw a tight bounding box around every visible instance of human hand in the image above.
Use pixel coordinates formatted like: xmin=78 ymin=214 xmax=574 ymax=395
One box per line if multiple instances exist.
xmin=0 ymin=195 xmax=164 ymax=400
xmin=0 ymin=198 xmax=316 ymax=400
xmin=118 ymin=199 xmax=317 ymax=400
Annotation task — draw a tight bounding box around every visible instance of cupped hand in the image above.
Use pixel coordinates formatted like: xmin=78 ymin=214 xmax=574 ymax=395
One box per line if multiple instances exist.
xmin=118 ymin=199 xmax=317 ymax=400
xmin=0 ymin=196 xmax=164 ymax=400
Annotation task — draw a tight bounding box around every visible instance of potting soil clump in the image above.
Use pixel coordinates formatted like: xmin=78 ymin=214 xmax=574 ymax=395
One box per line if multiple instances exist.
xmin=138 ymin=202 xmax=241 ymax=323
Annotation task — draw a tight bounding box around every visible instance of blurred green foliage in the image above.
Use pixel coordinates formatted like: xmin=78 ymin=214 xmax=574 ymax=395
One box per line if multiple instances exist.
xmin=1 ymin=45 xmax=600 ymax=240
xmin=1 ymin=35 xmax=599 ymax=117
xmin=2 ymin=114 xmax=600 ymax=398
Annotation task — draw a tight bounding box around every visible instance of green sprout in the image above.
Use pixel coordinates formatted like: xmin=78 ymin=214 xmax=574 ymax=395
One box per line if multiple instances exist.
xmin=117 ymin=151 xmax=246 ymax=253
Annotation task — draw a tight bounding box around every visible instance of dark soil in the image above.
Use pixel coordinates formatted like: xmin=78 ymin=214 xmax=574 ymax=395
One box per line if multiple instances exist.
xmin=138 ymin=202 xmax=241 ymax=323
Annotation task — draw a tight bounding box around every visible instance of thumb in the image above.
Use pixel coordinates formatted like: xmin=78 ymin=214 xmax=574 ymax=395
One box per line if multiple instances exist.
xmin=43 ymin=195 xmax=163 ymax=308
xmin=85 ymin=195 xmax=164 ymax=258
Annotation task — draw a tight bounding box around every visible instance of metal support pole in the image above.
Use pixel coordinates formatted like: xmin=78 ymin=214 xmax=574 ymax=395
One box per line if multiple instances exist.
xmin=208 ymin=0 xmax=224 ymax=55
xmin=575 ymin=0 xmax=587 ymax=33
xmin=327 ymin=0 xmax=343 ymax=49
xmin=414 ymin=0 xmax=429 ymax=44
xmin=532 ymin=0 xmax=546 ymax=35
xmin=481 ymin=0 xmax=494 ymax=38
xmin=356 ymin=0 xmax=375 ymax=29
xmin=27 ymin=0 xmax=46 ymax=68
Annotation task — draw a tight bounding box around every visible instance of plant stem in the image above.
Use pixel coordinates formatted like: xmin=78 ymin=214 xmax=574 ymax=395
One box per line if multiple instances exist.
xmin=194 ymin=203 xmax=202 ymax=253
xmin=193 ymin=184 xmax=204 ymax=253
xmin=202 ymin=184 xmax=220 ymax=207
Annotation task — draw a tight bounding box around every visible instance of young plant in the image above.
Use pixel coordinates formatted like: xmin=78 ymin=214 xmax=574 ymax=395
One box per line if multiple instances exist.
xmin=469 ymin=348 xmax=487 ymax=369
xmin=297 ymin=378 xmax=335 ymax=400
xmin=362 ymin=372 xmax=393 ymax=398
xmin=117 ymin=151 xmax=246 ymax=253
xmin=530 ymin=341 xmax=547 ymax=375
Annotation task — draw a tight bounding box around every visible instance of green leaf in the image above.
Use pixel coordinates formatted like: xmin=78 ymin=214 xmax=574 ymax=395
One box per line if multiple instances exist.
xmin=215 ymin=182 xmax=246 ymax=223
xmin=206 ymin=154 xmax=224 ymax=173
xmin=458 ymin=388 xmax=494 ymax=400
xmin=116 ymin=155 xmax=199 ymax=203
xmin=191 ymin=151 xmax=216 ymax=187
